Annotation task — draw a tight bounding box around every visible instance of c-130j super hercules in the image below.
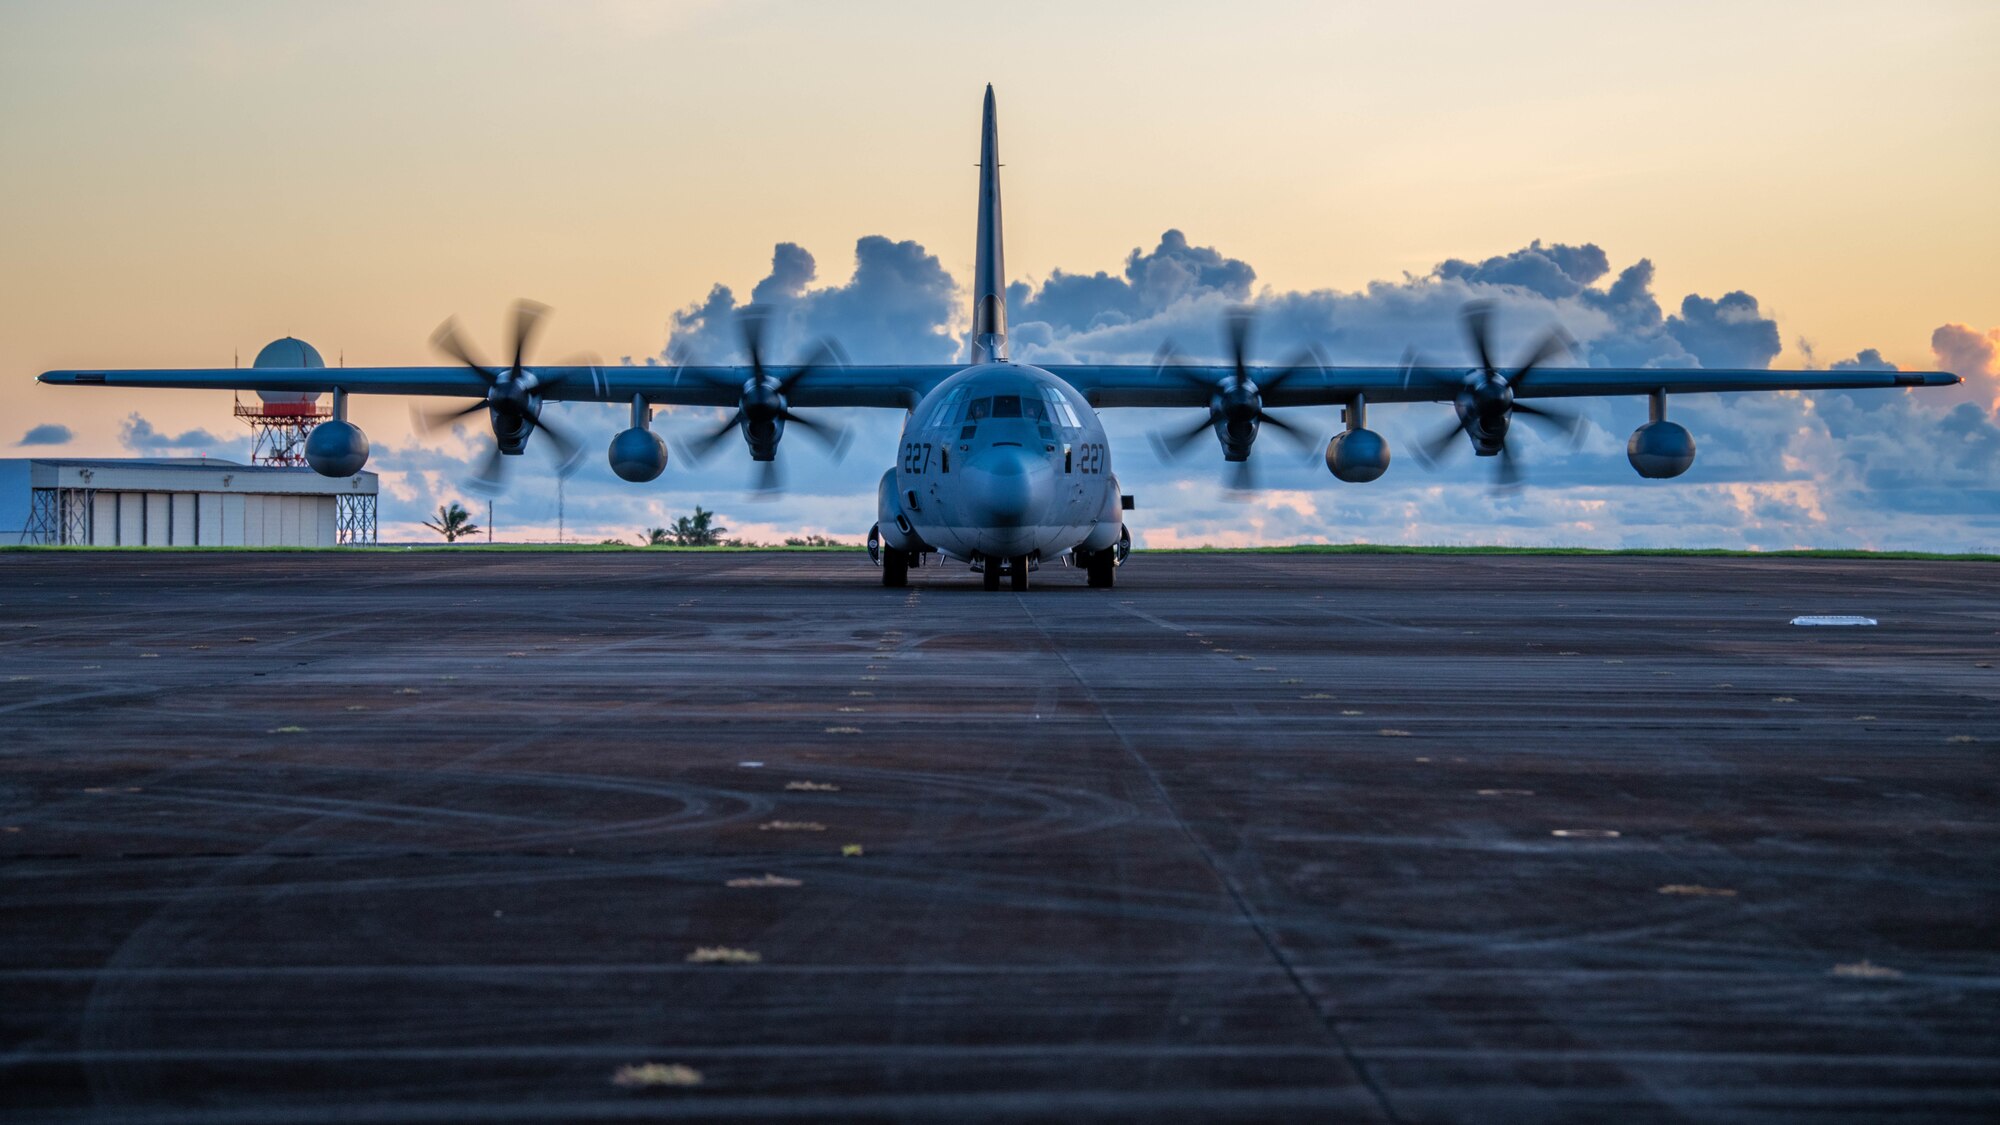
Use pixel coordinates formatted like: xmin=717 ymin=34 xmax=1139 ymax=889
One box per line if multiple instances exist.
xmin=41 ymin=87 xmax=1959 ymax=589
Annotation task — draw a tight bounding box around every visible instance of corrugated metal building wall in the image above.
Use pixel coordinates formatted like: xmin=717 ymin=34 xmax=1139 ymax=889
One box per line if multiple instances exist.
xmin=0 ymin=459 xmax=377 ymax=546
xmin=84 ymin=490 xmax=338 ymax=546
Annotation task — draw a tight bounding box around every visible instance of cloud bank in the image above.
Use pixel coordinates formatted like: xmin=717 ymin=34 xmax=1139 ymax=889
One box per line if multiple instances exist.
xmin=378 ymin=231 xmax=1995 ymax=552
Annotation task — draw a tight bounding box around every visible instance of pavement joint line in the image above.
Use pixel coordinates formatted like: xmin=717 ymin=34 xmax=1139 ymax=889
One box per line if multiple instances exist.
xmin=1018 ymin=597 xmax=1409 ymax=1125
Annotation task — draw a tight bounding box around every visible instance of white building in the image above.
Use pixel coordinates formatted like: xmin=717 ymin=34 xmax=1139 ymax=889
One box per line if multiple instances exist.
xmin=0 ymin=458 xmax=377 ymax=547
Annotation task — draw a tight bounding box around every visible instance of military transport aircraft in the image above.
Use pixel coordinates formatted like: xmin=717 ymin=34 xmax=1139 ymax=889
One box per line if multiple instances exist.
xmin=40 ymin=87 xmax=1960 ymax=590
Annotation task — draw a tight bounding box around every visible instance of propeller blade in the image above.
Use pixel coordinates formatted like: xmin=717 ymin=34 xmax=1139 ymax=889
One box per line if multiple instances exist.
xmin=414 ymin=398 xmax=490 ymax=435
xmin=1150 ymin=410 xmax=1219 ymax=461
xmin=778 ymin=408 xmax=853 ymax=459
xmin=1151 ymin=340 xmax=1214 ymax=390
xmin=776 ymin=337 xmax=846 ymax=396
xmin=1414 ymin=415 xmax=1470 ymax=467
xmin=752 ymin=458 xmax=782 ymax=494
xmin=1224 ymin=456 xmax=1256 ymax=494
xmin=1399 ymin=347 xmax=1465 ymax=399
xmin=528 ymin=352 xmax=598 ymax=395
xmin=464 ymin=442 xmax=508 ymax=497
xmin=1259 ymin=346 xmax=1326 ymax=395
xmin=430 ymin=317 xmax=495 ymax=382
xmin=1462 ymin=300 xmax=1497 ymax=378
xmin=1512 ymin=399 xmax=1586 ymax=448
xmin=1509 ymin=326 xmax=1573 ymax=388
xmin=1493 ymin=439 xmax=1524 ymax=491
xmin=524 ymin=408 xmax=585 ymax=477
xmin=737 ymin=305 xmax=771 ymax=377
xmin=1226 ymin=306 xmax=1253 ymax=382
xmin=509 ymin=299 xmax=550 ymax=374
xmin=1504 ymin=398 xmax=1584 ymax=450
xmin=686 ymin=410 xmax=746 ymax=463
xmin=1254 ymin=409 xmax=1317 ymax=452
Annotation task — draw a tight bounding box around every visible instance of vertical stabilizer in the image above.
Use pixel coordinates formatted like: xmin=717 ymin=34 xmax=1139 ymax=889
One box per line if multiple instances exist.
xmin=971 ymin=85 xmax=1008 ymax=364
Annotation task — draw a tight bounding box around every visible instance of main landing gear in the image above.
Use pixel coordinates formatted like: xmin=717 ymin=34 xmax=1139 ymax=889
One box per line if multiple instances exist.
xmin=1085 ymin=549 xmax=1115 ymax=588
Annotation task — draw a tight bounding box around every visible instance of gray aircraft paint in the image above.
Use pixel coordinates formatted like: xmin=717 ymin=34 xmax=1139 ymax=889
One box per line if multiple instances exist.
xmin=878 ymin=88 xmax=1121 ymax=570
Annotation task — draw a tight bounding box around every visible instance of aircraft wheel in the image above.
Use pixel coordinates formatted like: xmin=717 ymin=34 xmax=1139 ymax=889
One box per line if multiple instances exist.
xmin=983 ymin=564 xmax=1002 ymax=591
xmin=882 ymin=546 xmax=908 ymax=588
xmin=1086 ymin=550 xmax=1115 ymax=588
xmin=1010 ymin=557 xmax=1030 ymax=591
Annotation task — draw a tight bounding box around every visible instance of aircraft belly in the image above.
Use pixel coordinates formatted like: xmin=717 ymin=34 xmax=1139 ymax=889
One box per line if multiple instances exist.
xmin=908 ymin=476 xmax=1087 ymax=561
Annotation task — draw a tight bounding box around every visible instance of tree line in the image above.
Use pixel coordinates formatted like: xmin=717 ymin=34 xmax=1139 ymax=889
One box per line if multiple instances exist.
xmin=420 ymin=501 xmax=846 ymax=547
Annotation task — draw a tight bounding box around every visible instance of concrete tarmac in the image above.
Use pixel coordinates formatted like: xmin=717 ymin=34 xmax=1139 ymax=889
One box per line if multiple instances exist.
xmin=2 ymin=549 xmax=1997 ymax=1123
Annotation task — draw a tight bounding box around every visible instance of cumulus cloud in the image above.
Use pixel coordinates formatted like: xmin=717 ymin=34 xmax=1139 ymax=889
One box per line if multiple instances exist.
xmin=1436 ymin=239 xmax=1609 ymax=300
xmin=16 ymin=423 xmax=74 ymax=446
xmin=1008 ymin=229 xmax=1258 ymax=334
xmin=667 ymin=237 xmax=960 ymax=365
xmin=1931 ymin=323 xmax=2000 ymax=408
xmin=1933 ymin=323 xmax=1998 ymax=378
xmin=997 ymin=234 xmax=1771 ymax=377
xmin=476 ymin=230 xmax=1998 ymax=552
xmin=1831 ymin=348 xmax=1896 ymax=371
xmin=1665 ymin=291 xmax=1783 ymax=370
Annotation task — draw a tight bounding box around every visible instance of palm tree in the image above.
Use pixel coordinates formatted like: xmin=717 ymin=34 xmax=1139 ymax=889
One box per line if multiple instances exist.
xmin=639 ymin=527 xmax=671 ymax=546
xmin=422 ymin=501 xmax=481 ymax=543
xmin=670 ymin=506 xmax=726 ymax=547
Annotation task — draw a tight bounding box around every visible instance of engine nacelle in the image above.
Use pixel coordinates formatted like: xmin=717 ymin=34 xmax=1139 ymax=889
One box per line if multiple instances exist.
xmin=304 ymin=420 xmax=369 ymax=477
xmin=1326 ymin=428 xmax=1390 ymax=483
xmin=608 ymin=427 xmax=668 ymax=482
xmin=1628 ymin=420 xmax=1695 ymax=479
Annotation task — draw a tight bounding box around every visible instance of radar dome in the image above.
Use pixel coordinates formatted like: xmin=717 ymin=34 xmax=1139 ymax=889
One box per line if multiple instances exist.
xmin=251 ymin=337 xmax=325 ymax=406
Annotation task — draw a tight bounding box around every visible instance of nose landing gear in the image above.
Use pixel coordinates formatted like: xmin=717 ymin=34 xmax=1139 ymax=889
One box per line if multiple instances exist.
xmin=977 ymin=555 xmax=1032 ymax=591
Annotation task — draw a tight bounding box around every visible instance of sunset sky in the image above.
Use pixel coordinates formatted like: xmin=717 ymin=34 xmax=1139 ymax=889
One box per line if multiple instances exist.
xmin=4 ymin=1 xmax=1996 ymax=548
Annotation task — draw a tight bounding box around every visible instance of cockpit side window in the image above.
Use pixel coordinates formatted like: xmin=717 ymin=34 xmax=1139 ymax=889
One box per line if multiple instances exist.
xmin=1042 ymin=390 xmax=1079 ymax=428
xmin=925 ymin=389 xmax=964 ymax=428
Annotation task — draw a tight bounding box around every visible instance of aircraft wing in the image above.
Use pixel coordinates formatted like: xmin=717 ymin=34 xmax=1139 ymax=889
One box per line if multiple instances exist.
xmin=35 ymin=365 xmax=962 ymax=410
xmin=37 ymin=361 xmax=1959 ymax=411
xmin=1048 ymin=364 xmax=1961 ymax=409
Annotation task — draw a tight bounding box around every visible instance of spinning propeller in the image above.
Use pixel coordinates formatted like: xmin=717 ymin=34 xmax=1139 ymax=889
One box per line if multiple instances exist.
xmin=416 ymin=299 xmax=589 ymax=495
xmin=1411 ymin=301 xmax=1584 ymax=489
xmin=1149 ymin=307 xmax=1324 ymax=493
xmin=683 ymin=305 xmax=852 ymax=493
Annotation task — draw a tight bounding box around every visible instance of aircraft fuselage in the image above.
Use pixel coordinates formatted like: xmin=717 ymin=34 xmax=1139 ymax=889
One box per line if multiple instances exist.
xmin=889 ymin=362 xmax=1121 ymax=567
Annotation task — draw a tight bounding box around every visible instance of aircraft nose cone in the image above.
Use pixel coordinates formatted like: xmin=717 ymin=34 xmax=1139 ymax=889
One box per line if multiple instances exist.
xmin=962 ymin=445 xmax=1051 ymax=529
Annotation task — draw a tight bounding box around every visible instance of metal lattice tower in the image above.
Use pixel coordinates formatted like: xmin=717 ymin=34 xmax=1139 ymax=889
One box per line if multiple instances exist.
xmin=235 ymin=392 xmax=330 ymax=467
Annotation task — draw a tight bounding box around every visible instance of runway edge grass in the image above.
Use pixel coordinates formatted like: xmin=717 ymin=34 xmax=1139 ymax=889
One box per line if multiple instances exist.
xmin=3 ymin=544 xmax=1997 ymax=560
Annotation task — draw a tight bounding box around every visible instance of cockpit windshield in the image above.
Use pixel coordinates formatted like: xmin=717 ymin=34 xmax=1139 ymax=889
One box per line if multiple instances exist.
xmin=957 ymin=390 xmax=1081 ymax=431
